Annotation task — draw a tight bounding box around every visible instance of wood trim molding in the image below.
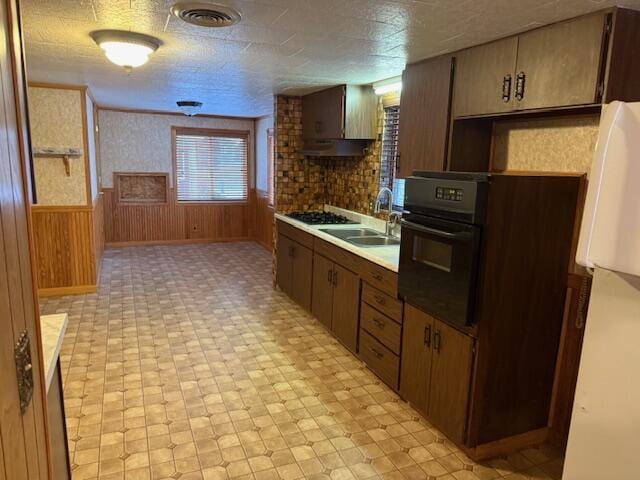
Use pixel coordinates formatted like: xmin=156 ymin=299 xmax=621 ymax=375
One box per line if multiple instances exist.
xmin=106 ymin=236 xmax=252 ymax=248
xmin=461 ymin=427 xmax=549 ymax=461
xmin=97 ymin=104 xmax=260 ymax=121
xmin=28 ymin=81 xmax=88 ymax=92
xmin=38 ymin=285 xmax=97 ymax=297
xmin=32 ymin=204 xmax=93 ymax=212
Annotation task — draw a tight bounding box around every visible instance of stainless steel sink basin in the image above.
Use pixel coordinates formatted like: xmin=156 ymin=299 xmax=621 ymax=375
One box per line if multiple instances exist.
xmin=319 ymin=228 xmax=380 ymax=239
xmin=347 ymin=236 xmax=400 ymax=247
xmin=319 ymin=228 xmax=400 ymax=247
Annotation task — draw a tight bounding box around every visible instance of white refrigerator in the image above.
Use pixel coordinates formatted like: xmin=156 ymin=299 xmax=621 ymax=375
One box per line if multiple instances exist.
xmin=563 ymin=101 xmax=640 ymax=480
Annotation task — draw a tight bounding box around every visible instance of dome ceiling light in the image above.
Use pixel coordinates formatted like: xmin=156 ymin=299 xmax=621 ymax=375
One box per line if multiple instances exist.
xmin=177 ymin=100 xmax=203 ymax=116
xmin=90 ymin=30 xmax=161 ymax=72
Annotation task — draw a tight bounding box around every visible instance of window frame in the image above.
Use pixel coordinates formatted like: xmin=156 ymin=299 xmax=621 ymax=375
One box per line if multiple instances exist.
xmin=172 ymin=126 xmax=250 ymax=205
xmin=379 ymin=104 xmax=404 ymax=212
xmin=267 ymin=127 xmax=275 ymax=207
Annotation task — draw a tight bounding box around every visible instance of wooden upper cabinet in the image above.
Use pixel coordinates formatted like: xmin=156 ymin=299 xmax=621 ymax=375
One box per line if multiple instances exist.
xmin=302 ymin=85 xmax=377 ymax=140
xmin=302 ymin=85 xmax=345 ymax=140
xmin=397 ymin=56 xmax=453 ymax=178
xmin=453 ymin=37 xmax=518 ymax=118
xmin=428 ymin=319 xmax=475 ymax=444
xmin=514 ymin=12 xmax=608 ymax=110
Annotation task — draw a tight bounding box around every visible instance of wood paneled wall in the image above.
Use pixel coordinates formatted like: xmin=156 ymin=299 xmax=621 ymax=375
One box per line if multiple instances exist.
xmin=102 ymin=187 xmax=252 ymax=245
xmin=93 ymin=193 xmax=104 ymax=275
xmin=32 ymin=205 xmax=98 ymax=295
xmin=251 ymin=190 xmax=274 ymax=250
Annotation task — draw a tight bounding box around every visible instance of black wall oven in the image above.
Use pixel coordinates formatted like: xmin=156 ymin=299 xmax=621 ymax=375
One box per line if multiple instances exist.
xmin=398 ymin=172 xmax=489 ymax=327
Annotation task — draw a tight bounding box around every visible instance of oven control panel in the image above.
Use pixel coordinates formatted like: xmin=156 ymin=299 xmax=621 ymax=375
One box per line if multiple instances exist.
xmin=435 ymin=187 xmax=464 ymax=202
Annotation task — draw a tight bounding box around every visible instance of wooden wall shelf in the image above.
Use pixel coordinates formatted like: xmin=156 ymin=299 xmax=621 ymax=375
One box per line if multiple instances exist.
xmin=33 ymin=147 xmax=83 ymax=176
xmin=114 ymin=172 xmax=169 ymax=205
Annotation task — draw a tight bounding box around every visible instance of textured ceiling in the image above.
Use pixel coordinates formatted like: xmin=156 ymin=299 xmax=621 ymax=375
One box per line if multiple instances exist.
xmin=21 ymin=0 xmax=640 ymax=117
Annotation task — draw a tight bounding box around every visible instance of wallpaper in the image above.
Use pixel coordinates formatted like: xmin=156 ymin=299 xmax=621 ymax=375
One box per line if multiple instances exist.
xmin=28 ymin=86 xmax=87 ymax=205
xmin=99 ymin=110 xmax=255 ymax=188
xmin=492 ymin=114 xmax=600 ymax=175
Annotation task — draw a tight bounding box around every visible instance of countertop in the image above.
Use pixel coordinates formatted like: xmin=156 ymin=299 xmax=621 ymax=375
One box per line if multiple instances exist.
xmin=40 ymin=313 xmax=68 ymax=392
xmin=275 ymin=205 xmax=400 ymax=272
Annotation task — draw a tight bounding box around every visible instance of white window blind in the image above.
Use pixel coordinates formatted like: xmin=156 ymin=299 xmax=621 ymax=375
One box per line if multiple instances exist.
xmin=379 ymin=106 xmax=404 ymax=209
xmin=267 ymin=128 xmax=275 ymax=206
xmin=174 ymin=128 xmax=248 ymax=202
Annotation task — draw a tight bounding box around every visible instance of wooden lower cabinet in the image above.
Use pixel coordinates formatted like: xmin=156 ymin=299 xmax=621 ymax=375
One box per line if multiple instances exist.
xmin=429 ymin=318 xmax=475 ymax=444
xmin=311 ymin=252 xmax=334 ymax=329
xmin=331 ymin=264 xmax=360 ymax=352
xmin=400 ymin=304 xmax=475 ymax=444
xmin=276 ymin=232 xmax=312 ymax=311
xmin=311 ymin=252 xmax=360 ymax=353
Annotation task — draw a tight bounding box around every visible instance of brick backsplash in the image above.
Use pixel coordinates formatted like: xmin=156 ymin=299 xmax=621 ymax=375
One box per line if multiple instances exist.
xmin=274 ymin=95 xmax=384 ymax=217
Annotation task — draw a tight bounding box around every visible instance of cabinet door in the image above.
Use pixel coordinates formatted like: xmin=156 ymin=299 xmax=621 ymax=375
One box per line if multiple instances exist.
xmin=453 ymin=37 xmax=518 ymax=117
xmin=302 ymin=85 xmax=345 ymax=139
xmin=400 ymin=304 xmax=434 ymax=415
xmin=514 ymin=13 xmax=607 ymax=110
xmin=397 ymin=56 xmax=453 ymax=178
xmin=276 ymin=234 xmax=293 ymax=297
xmin=429 ymin=319 xmax=475 ymax=444
xmin=312 ymin=253 xmax=334 ymax=329
xmin=331 ymin=264 xmax=360 ymax=353
xmin=291 ymin=241 xmax=313 ymax=311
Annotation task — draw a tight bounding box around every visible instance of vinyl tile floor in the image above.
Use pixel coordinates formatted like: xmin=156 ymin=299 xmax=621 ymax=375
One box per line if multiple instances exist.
xmin=40 ymin=242 xmax=564 ymax=480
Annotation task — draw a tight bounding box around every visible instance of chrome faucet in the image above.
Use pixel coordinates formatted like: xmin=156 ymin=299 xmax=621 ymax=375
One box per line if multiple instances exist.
xmin=374 ymin=187 xmax=393 ymax=214
xmin=374 ymin=187 xmax=401 ymax=237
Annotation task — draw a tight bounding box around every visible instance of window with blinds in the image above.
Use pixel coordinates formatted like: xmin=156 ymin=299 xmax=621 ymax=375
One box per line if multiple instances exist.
xmin=379 ymin=106 xmax=404 ymax=209
xmin=174 ymin=128 xmax=248 ymax=202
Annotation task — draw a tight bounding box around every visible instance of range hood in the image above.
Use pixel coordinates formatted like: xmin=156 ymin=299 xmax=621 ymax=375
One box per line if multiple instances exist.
xmin=299 ymin=139 xmax=372 ymax=157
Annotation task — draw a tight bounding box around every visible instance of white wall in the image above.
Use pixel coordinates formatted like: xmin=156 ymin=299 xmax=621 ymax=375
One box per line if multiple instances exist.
xmin=255 ymin=115 xmax=273 ymax=192
xmin=563 ymin=268 xmax=640 ymax=480
xmin=98 ymin=110 xmax=255 ymax=188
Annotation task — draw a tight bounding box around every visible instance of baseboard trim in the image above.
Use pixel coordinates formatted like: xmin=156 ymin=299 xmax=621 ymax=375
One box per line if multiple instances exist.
xmin=38 ymin=285 xmax=97 ymax=298
xmin=254 ymin=239 xmax=273 ymax=251
xmin=462 ymin=427 xmax=549 ymax=461
xmin=105 ymin=237 xmax=253 ymax=248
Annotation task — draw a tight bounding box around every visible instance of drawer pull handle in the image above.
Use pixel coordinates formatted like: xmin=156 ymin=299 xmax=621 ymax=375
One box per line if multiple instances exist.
xmin=374 ymin=294 xmax=386 ymax=305
xmin=373 ymin=318 xmax=385 ymax=328
xmin=332 ymin=270 xmax=338 ymax=287
xmin=372 ymin=273 xmax=383 ymax=281
xmin=371 ymin=347 xmax=384 ymax=359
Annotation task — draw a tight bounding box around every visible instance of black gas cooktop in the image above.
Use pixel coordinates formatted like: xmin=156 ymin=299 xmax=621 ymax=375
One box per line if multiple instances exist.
xmin=286 ymin=211 xmax=356 ymax=225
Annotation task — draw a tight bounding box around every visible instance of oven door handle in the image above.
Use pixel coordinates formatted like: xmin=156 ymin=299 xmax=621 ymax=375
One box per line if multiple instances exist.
xmin=400 ymin=219 xmax=471 ymax=240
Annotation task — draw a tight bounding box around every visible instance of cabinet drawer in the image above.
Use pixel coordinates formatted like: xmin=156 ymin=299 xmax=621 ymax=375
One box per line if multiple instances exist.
xmin=359 ymin=330 xmax=400 ymax=390
xmin=362 ymin=282 xmax=403 ymax=322
xmin=277 ymin=220 xmax=314 ymax=249
xmin=361 ymin=303 xmax=402 ymax=354
xmin=359 ymin=261 xmax=398 ymax=298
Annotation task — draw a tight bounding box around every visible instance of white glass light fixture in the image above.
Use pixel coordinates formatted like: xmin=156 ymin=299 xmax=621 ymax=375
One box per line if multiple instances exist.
xmin=177 ymin=101 xmax=203 ymax=116
xmin=90 ymin=30 xmax=161 ymax=71
xmin=373 ymin=76 xmax=403 ymax=95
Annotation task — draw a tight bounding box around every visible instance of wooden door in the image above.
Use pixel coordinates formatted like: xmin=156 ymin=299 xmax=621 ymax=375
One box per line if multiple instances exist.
xmin=276 ymin=234 xmax=293 ymax=297
xmin=311 ymin=253 xmax=334 ymax=329
xmin=302 ymin=85 xmax=345 ymax=139
xmin=453 ymin=37 xmax=518 ymax=117
xmin=428 ymin=319 xmax=474 ymax=444
xmin=514 ymin=13 xmax=607 ymax=111
xmin=290 ymin=241 xmax=313 ymax=311
xmin=399 ymin=304 xmax=434 ymax=415
xmin=331 ymin=264 xmax=360 ymax=353
xmin=397 ymin=56 xmax=453 ymax=178
xmin=0 ymin=0 xmax=50 ymax=478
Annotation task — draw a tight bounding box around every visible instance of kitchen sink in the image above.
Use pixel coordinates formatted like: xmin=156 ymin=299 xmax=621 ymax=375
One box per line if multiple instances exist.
xmin=348 ymin=236 xmax=400 ymax=247
xmin=319 ymin=228 xmax=400 ymax=247
xmin=319 ymin=228 xmax=381 ymax=239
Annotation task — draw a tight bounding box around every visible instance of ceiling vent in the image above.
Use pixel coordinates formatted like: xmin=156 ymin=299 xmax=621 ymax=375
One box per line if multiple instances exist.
xmin=171 ymin=2 xmax=241 ymax=28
